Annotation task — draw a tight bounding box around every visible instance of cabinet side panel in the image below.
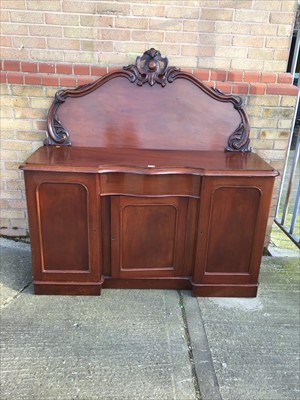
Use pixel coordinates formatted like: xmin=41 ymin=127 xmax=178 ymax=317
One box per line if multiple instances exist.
xmin=37 ymin=182 xmax=89 ymax=271
xmin=206 ymin=186 xmax=260 ymax=273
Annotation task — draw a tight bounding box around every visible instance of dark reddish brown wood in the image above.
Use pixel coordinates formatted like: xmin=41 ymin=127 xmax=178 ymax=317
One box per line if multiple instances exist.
xmin=123 ymin=47 xmax=178 ymax=87
xmin=103 ymin=277 xmax=191 ymax=290
xmin=38 ymin=181 xmax=89 ymax=271
xmin=21 ymin=146 xmax=276 ymax=176
xmin=192 ymin=176 xmax=276 ymax=293
xmin=34 ymin=282 xmax=102 ymax=296
xmin=191 ymin=284 xmax=258 ymax=298
xmin=100 ymin=173 xmax=201 ymax=197
xmin=21 ymin=49 xmax=278 ymax=296
xmin=111 ymin=196 xmax=188 ymax=278
xmin=100 ymin=196 xmax=112 ymax=277
xmin=183 ymin=198 xmax=199 ymax=277
xmin=53 ymin=78 xmax=245 ymax=151
xmin=23 ymin=171 xmax=101 ymax=294
xmin=205 ymin=186 xmax=261 ymax=274
xmin=45 ymin=49 xmax=250 ymax=152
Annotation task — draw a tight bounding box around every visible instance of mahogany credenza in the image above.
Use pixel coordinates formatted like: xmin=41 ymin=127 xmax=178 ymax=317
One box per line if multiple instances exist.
xmin=20 ymin=49 xmax=278 ymax=297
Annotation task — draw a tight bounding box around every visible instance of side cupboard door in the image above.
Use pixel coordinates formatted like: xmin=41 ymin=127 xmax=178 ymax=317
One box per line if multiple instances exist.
xmin=193 ymin=176 xmax=275 ymax=290
xmin=24 ymin=171 xmax=101 ymax=287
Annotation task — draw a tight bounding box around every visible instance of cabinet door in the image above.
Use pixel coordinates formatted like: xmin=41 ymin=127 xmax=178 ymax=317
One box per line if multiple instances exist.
xmin=110 ymin=196 xmax=188 ymax=278
xmin=193 ymin=176 xmax=275 ymax=294
xmin=24 ymin=171 xmax=101 ymax=292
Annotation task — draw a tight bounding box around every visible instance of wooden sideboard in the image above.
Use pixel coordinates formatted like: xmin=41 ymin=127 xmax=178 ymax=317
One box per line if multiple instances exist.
xmin=21 ymin=49 xmax=278 ymax=297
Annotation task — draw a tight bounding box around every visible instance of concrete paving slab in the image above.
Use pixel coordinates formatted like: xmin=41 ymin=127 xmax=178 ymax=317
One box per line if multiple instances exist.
xmin=1 ymin=238 xmax=300 ymax=400
xmin=187 ymin=256 xmax=300 ymax=400
xmin=0 ymin=238 xmax=32 ymax=307
xmin=268 ymin=243 xmax=300 ymax=258
xmin=1 ymin=287 xmax=198 ymax=400
xmin=0 ymin=238 xmax=199 ymax=400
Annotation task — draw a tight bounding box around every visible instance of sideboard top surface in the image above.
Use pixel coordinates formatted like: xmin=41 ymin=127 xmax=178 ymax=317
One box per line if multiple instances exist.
xmin=21 ymin=145 xmax=277 ymax=177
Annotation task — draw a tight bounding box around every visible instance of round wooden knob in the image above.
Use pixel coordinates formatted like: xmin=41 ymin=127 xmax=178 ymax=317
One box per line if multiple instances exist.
xmin=148 ymin=60 xmax=157 ymax=71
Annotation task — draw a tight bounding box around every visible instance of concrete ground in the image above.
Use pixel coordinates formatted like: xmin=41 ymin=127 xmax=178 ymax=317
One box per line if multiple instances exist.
xmin=0 ymin=237 xmax=299 ymax=400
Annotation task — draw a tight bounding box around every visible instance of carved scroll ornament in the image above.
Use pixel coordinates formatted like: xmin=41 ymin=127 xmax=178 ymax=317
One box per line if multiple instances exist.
xmin=45 ymin=91 xmax=71 ymax=146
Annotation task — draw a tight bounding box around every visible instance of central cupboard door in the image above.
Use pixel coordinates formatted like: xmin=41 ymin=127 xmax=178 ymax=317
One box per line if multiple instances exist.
xmin=110 ymin=196 xmax=188 ymax=278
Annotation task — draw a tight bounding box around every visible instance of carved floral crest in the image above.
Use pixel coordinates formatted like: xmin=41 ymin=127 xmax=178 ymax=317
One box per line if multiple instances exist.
xmin=123 ymin=48 xmax=178 ymax=87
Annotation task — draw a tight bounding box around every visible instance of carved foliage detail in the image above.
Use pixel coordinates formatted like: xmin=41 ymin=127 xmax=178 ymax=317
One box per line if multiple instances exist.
xmin=123 ymin=48 xmax=178 ymax=87
xmin=226 ymin=122 xmax=251 ymax=152
xmin=45 ymin=90 xmax=71 ymax=146
xmin=226 ymin=98 xmax=251 ymax=152
xmin=212 ymin=88 xmax=251 ymax=152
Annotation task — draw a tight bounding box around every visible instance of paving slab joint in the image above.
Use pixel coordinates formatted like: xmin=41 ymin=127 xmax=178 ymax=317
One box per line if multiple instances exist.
xmin=178 ymin=290 xmax=202 ymax=400
xmin=182 ymin=292 xmax=223 ymax=400
xmin=1 ymin=279 xmax=33 ymax=309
